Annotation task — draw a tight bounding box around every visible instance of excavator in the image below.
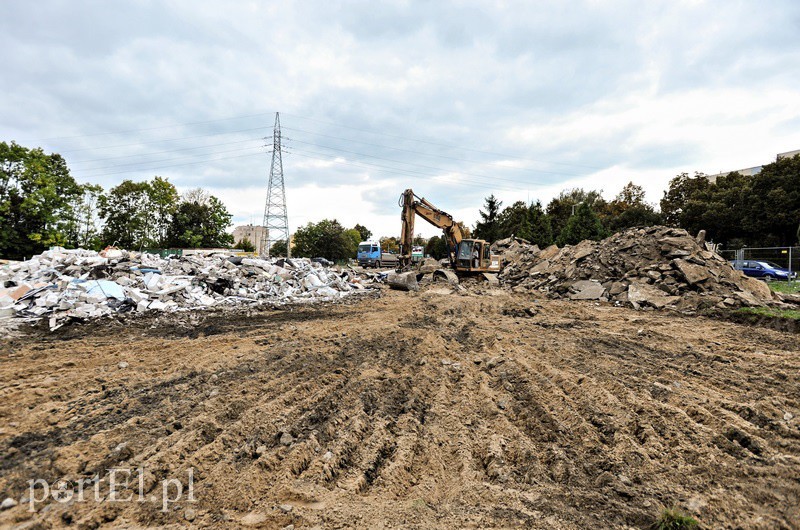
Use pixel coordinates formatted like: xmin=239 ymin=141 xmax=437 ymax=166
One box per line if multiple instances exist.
xmin=398 ymin=188 xmax=501 ymax=283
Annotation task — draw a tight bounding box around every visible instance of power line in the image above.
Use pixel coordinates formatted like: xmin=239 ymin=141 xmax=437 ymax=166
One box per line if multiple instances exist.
xmin=284 ymin=137 xmax=556 ymax=188
xmin=41 ymin=111 xmax=277 ymax=141
xmin=70 ymin=145 xmax=264 ymax=172
xmin=287 ymin=148 xmax=529 ymax=193
xmin=75 ymin=151 xmax=266 ymax=179
xmin=282 ymin=125 xmax=587 ymax=177
xmin=56 ymin=126 xmax=271 ymax=154
xmin=69 ymin=138 xmax=263 ymax=165
xmin=282 ymin=112 xmax=604 ymax=170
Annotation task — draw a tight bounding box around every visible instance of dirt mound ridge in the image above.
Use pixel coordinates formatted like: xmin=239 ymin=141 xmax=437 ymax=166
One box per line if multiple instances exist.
xmin=500 ymin=226 xmax=777 ymax=311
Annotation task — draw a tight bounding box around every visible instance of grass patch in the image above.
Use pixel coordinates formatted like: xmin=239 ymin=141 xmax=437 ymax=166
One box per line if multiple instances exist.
xmin=769 ymin=281 xmax=800 ymax=295
xmin=653 ymin=507 xmax=700 ymax=529
xmin=737 ymin=306 xmax=800 ymax=320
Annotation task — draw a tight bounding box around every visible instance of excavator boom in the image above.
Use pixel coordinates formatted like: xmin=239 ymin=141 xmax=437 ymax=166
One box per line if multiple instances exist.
xmin=399 ymin=189 xmax=464 ymax=266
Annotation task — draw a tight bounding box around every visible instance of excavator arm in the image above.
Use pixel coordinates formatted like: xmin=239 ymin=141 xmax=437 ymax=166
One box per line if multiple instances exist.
xmin=399 ymin=189 xmax=463 ymax=267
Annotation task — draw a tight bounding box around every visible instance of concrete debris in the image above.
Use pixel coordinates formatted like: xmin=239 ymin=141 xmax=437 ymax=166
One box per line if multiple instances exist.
xmin=0 ymin=248 xmax=380 ymax=331
xmin=500 ymin=226 xmax=780 ymax=312
xmin=386 ymin=271 xmax=420 ymax=292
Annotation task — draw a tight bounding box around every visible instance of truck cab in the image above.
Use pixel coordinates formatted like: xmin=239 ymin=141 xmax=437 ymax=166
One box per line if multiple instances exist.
xmin=357 ymin=241 xmax=381 ymax=268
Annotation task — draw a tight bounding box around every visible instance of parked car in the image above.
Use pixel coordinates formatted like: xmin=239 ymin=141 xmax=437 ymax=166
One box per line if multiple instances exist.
xmin=311 ymin=257 xmax=332 ymax=267
xmin=729 ymin=260 xmax=796 ymax=281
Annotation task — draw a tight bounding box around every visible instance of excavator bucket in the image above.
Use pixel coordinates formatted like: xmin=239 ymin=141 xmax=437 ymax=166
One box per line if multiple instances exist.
xmin=433 ymin=269 xmax=459 ymax=285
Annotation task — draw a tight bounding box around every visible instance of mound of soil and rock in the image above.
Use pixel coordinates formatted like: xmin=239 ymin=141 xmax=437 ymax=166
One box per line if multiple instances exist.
xmin=498 ymin=226 xmax=779 ymax=312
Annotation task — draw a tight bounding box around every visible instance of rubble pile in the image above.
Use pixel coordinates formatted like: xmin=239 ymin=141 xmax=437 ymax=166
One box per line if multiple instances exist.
xmin=0 ymin=248 xmax=375 ymax=329
xmin=500 ymin=226 xmax=778 ymax=311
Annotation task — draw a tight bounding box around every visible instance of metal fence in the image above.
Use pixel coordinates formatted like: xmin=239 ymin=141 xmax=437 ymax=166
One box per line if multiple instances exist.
xmin=718 ymin=246 xmax=799 ymax=278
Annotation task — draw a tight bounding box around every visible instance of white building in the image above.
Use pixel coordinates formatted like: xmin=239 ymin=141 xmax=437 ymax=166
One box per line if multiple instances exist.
xmin=706 ymin=149 xmax=799 ymax=183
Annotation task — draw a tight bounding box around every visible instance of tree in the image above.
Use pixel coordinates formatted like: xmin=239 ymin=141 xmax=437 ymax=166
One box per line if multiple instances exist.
xmin=166 ymin=193 xmax=233 ymax=248
xmin=380 ymin=236 xmax=400 ymax=253
xmin=344 ymin=228 xmax=361 ymax=254
xmin=546 ymin=188 xmax=605 ymax=239
xmin=425 ymin=235 xmax=448 ymax=260
xmin=497 ymin=201 xmax=533 ymax=240
xmin=236 ymin=237 xmax=256 ymax=252
xmin=528 ymin=201 xmax=554 ymax=248
xmin=148 ymin=176 xmax=179 ymax=247
xmin=660 ymin=172 xmax=754 ymax=245
xmin=474 ymin=195 xmax=502 ymax=243
xmin=412 ymin=234 xmax=427 ymax=246
xmin=748 ymin=154 xmax=800 ymax=246
xmin=0 ymin=142 xmax=83 ymax=259
xmin=660 ymin=173 xmax=712 ymax=228
xmin=353 ymin=223 xmax=372 ymax=242
xmin=99 ymin=180 xmax=153 ymax=249
xmin=556 ymin=202 xmax=607 ymax=246
xmin=270 ymin=239 xmax=288 ymax=257
xmin=602 ymin=182 xmax=662 ymax=233
xmin=293 ymin=219 xmax=356 ymax=261
xmin=65 ymin=183 xmax=104 ymax=250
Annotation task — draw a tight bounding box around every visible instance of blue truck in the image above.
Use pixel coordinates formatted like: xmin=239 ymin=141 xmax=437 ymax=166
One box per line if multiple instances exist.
xmin=357 ymin=241 xmax=398 ymax=268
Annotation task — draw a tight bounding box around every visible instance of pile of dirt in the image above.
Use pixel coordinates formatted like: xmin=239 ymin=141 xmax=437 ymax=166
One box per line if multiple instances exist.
xmin=500 ymin=226 xmax=778 ymax=312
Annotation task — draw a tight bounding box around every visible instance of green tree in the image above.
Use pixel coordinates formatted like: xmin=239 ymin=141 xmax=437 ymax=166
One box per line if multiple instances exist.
xmin=474 ymin=194 xmax=502 ymax=243
xmin=603 ymin=182 xmax=662 ymax=233
xmin=0 ymin=142 xmax=83 ymax=259
xmin=528 ymin=201 xmax=554 ymax=248
xmin=236 ymin=237 xmax=256 ymax=252
xmin=546 ymin=188 xmax=605 ymax=239
xmin=425 ymin=235 xmax=448 ymax=260
xmin=148 ymin=176 xmax=179 ymax=247
xmin=498 ymin=201 xmax=533 ymax=240
xmin=270 ymin=239 xmax=288 ymax=257
xmin=166 ymin=193 xmax=233 ymax=248
xmin=353 ymin=223 xmax=372 ymax=242
xmin=660 ymin=172 xmax=712 ymax=228
xmin=556 ymin=202 xmax=607 ymax=246
xmin=380 ymin=236 xmax=400 ymax=253
xmin=661 ymin=172 xmax=754 ymax=245
xmin=99 ymin=180 xmax=153 ymax=249
xmin=748 ymin=154 xmax=800 ymax=246
xmin=64 ymin=183 xmax=104 ymax=250
xmin=292 ymin=219 xmax=356 ymax=261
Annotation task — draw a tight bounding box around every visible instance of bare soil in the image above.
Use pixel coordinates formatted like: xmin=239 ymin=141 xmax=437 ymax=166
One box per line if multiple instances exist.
xmin=1 ymin=286 xmax=798 ymax=529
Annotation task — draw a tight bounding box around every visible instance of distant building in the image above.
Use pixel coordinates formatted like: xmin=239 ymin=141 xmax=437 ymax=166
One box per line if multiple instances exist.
xmin=706 ymin=149 xmax=799 ymax=183
xmin=232 ymin=225 xmax=268 ymax=254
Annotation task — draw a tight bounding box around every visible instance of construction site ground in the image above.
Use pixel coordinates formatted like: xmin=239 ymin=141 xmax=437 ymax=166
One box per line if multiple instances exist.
xmin=1 ymin=286 xmax=798 ymax=529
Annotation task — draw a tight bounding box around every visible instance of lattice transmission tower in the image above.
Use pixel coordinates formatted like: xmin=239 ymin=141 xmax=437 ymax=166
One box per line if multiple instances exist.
xmin=261 ymin=112 xmax=290 ymax=257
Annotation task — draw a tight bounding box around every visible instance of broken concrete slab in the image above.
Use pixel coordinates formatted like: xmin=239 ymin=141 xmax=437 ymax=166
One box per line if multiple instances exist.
xmin=569 ymin=280 xmax=606 ymax=300
xmin=672 ymin=259 xmax=710 ymax=285
xmin=386 ymin=271 xmax=419 ymax=292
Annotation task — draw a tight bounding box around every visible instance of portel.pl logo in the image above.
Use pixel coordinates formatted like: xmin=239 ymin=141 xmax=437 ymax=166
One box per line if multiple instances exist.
xmin=27 ymin=467 xmax=195 ymax=512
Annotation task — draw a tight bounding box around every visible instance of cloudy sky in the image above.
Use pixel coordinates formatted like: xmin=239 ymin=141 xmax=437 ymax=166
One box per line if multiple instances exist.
xmin=3 ymin=0 xmax=800 ymax=239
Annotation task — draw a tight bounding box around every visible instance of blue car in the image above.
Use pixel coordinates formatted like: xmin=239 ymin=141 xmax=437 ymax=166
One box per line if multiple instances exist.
xmin=730 ymin=260 xmax=797 ymax=281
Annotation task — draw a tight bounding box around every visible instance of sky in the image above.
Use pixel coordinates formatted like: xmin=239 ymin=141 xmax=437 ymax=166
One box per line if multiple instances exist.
xmin=2 ymin=0 xmax=800 ymax=239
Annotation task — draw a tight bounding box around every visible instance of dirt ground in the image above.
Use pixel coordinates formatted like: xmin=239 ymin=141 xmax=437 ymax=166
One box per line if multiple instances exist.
xmin=0 ymin=286 xmax=798 ymax=529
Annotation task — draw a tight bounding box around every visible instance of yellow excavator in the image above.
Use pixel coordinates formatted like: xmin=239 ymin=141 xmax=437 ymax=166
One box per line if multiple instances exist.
xmin=398 ymin=189 xmax=501 ymax=283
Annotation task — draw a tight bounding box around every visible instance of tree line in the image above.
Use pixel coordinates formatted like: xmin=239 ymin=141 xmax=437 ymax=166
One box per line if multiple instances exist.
xmin=661 ymin=154 xmax=800 ymax=247
xmin=1 ymin=141 xmax=233 ymax=260
xmin=473 ymin=181 xmax=662 ymax=248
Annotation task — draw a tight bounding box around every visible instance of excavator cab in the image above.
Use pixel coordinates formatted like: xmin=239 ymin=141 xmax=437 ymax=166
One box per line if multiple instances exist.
xmin=455 ymin=239 xmax=500 ymax=273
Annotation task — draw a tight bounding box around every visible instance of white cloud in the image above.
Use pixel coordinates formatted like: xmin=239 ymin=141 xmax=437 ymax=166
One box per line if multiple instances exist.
xmin=1 ymin=0 xmax=799 ymax=241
